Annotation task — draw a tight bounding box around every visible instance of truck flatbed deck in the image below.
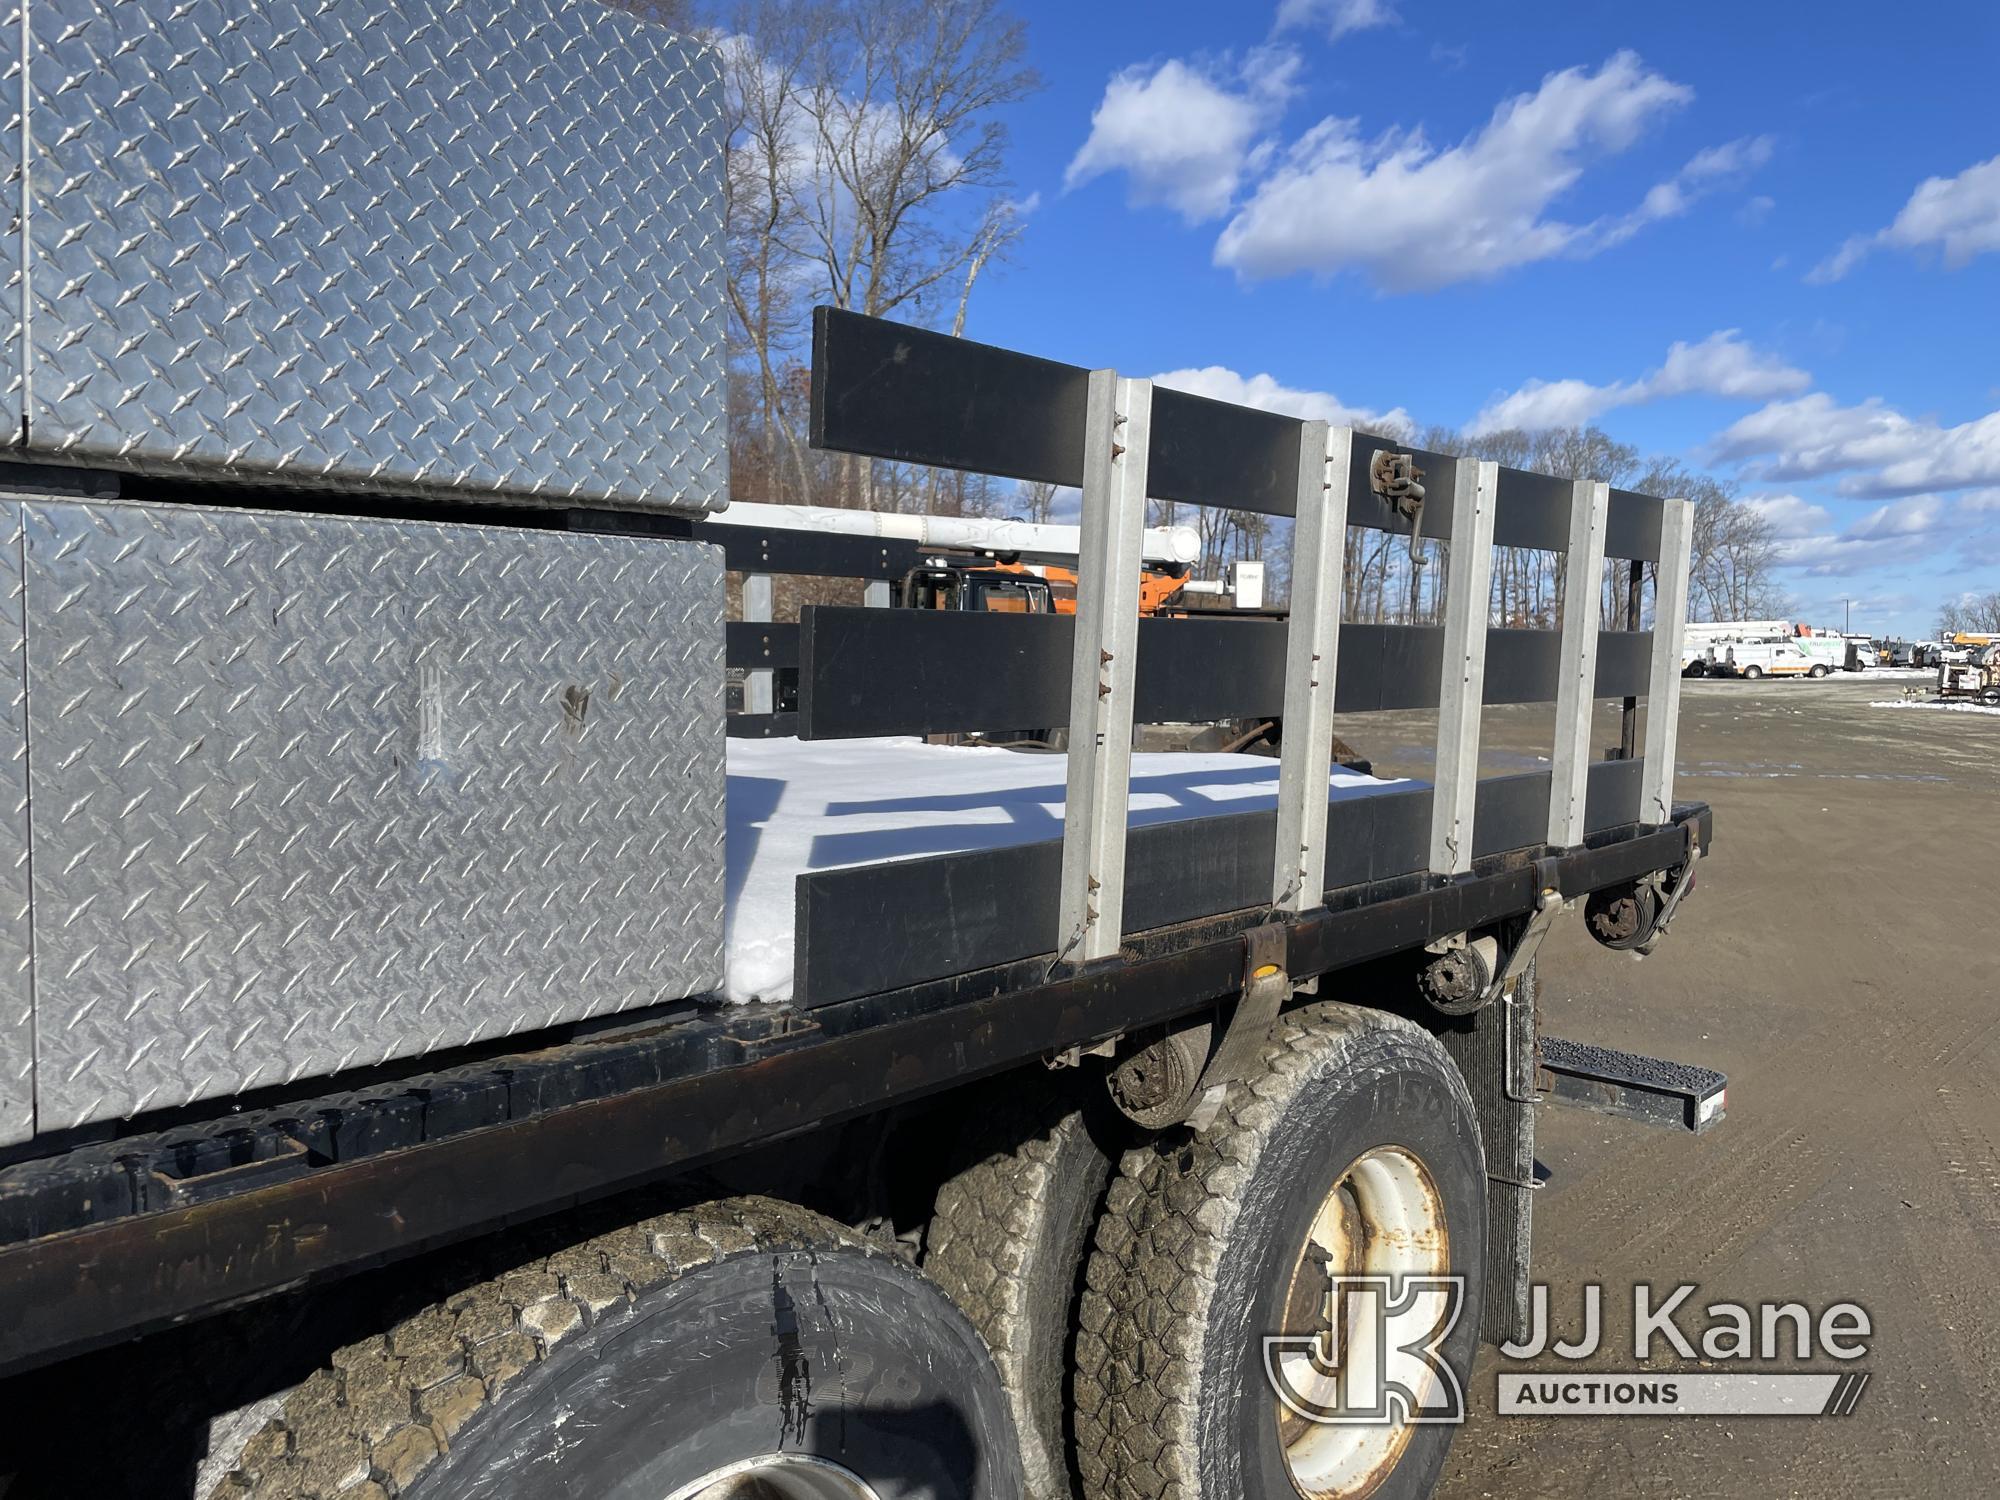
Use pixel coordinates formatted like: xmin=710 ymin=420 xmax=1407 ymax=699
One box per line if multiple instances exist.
xmin=723 ymin=735 xmax=1403 ymax=1004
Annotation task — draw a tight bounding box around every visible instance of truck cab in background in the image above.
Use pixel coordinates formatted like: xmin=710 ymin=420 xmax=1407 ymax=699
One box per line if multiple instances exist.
xmin=901 ymin=560 xmax=1058 ymax=613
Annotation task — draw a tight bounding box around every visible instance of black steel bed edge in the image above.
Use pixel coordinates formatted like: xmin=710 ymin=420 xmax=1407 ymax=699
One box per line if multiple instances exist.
xmin=0 ymin=806 xmax=1706 ymax=1379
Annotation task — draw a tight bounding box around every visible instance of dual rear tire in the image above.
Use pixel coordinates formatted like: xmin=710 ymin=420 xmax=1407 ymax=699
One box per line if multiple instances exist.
xmin=930 ymin=1004 xmax=1488 ymax=1499
xmin=1074 ymin=1004 xmax=1485 ymax=1500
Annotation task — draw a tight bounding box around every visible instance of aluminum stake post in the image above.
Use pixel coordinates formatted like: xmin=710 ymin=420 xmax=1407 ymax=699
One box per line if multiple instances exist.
xmin=1547 ymin=480 xmax=1609 ymax=847
xmin=743 ymin=572 xmax=774 ymax=715
xmin=1429 ymin=459 xmax=1499 ymax=877
xmin=1272 ymin=422 xmax=1352 ymax=912
xmin=1642 ymin=497 xmax=1694 ymax=825
xmin=1056 ymin=372 xmax=1152 ymax=965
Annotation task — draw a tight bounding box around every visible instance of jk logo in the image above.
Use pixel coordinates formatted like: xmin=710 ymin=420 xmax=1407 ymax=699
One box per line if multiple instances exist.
xmin=1263 ymin=1274 xmax=1467 ymax=1426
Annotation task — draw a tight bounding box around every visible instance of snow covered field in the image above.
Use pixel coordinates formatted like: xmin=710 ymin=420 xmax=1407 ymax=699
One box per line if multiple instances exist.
xmin=724 ymin=737 xmax=1403 ymax=1003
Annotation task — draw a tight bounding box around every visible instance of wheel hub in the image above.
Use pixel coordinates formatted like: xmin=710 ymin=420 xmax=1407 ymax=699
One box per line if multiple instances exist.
xmin=1272 ymin=1145 xmax=1450 ymax=1500
xmin=666 ymin=1454 xmax=884 ymax=1500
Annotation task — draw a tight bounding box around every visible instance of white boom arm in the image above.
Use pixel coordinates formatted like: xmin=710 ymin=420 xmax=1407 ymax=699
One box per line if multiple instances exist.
xmin=712 ymin=501 xmax=1201 ymax=568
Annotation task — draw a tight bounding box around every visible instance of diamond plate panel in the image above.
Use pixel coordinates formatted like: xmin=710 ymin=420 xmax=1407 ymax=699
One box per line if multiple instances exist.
xmin=24 ymin=498 xmax=725 ymax=1129
xmin=0 ymin=502 xmax=30 ymax=1145
xmin=17 ymin=0 xmax=726 ymax=513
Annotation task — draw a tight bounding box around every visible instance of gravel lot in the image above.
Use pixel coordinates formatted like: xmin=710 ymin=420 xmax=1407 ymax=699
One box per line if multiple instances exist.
xmin=1356 ymin=672 xmax=2000 ymax=1497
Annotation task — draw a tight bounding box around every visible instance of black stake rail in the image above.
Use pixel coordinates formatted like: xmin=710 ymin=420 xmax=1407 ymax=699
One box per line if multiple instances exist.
xmin=810 ymin=307 xmax=1667 ymax=559
xmin=796 ymin=607 xmax=1654 ymax=739
xmin=0 ymin=809 xmax=1705 ymax=1381
xmin=696 ymin=518 xmax=925 ymax=582
xmin=725 ymin=621 xmax=798 ymax=671
xmin=793 ymin=757 xmax=1647 ymax=1004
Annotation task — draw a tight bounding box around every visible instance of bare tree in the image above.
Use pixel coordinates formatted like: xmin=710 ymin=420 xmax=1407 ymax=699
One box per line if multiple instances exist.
xmin=1015 ymin=478 xmax=1058 ymax=524
xmin=1938 ymin=593 xmax=2000 ymax=635
xmin=718 ymin=2 xmax=827 ymax=503
xmin=712 ymin=0 xmax=1038 ymax=507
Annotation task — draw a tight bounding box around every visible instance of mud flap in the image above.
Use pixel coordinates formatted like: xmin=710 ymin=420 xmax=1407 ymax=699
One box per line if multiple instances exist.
xmin=1439 ymin=979 xmax=1536 ymax=1349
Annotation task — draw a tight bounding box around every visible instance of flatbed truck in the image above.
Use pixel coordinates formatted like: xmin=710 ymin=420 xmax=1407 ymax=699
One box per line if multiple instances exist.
xmin=0 ymin=9 xmax=1713 ymax=1499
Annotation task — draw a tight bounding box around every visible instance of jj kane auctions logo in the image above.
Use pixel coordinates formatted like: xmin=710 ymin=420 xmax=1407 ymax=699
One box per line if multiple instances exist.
xmin=1266 ymin=1276 xmax=1873 ymax=1423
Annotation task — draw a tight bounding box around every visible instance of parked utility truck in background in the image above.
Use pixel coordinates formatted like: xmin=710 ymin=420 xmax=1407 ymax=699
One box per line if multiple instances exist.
xmin=0 ymin=10 xmax=1713 ymax=1500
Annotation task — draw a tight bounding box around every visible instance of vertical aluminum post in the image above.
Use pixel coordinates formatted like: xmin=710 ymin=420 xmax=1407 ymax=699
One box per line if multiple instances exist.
xmin=1642 ymin=497 xmax=1694 ymax=825
xmin=1546 ymin=480 xmax=1609 ymax=847
xmin=1429 ymin=460 xmax=1499 ymax=877
xmin=862 ymin=578 xmax=891 ymax=608
xmin=743 ymin=572 xmax=774 ymax=715
xmin=1272 ymin=422 xmax=1352 ymax=911
xmin=1057 ymin=372 xmax=1152 ymax=964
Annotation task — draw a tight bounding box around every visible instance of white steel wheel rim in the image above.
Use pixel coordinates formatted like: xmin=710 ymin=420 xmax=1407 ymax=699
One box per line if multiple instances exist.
xmin=664 ymin=1453 xmax=885 ymax=1500
xmin=1274 ymin=1145 xmax=1450 ymax=1500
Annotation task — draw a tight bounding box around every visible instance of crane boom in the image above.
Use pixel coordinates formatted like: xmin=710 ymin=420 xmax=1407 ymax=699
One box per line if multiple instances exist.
xmin=711 ymin=501 xmax=1201 ymax=568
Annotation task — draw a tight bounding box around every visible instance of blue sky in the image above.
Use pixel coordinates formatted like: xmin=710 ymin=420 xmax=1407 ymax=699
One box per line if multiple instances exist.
xmin=957 ymin=0 xmax=2000 ymax=638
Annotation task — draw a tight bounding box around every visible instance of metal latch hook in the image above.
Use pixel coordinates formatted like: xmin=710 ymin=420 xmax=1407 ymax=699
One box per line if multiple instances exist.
xmin=1370 ymin=450 xmax=1428 ymax=567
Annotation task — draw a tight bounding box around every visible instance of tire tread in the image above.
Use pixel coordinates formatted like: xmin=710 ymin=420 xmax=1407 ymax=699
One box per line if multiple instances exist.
xmin=204 ymin=1196 xmax=875 ymax=1500
xmin=1072 ymin=1002 xmax=1475 ymax=1500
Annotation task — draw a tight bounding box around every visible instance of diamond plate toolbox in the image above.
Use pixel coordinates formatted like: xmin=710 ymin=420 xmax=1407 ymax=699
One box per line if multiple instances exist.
xmin=11 ymin=497 xmax=725 ymax=1136
xmin=1 ymin=504 xmax=28 ymax=1144
xmin=1 ymin=1 xmax=726 ymax=513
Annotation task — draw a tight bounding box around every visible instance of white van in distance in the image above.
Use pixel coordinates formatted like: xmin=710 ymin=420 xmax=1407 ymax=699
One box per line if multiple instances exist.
xmin=1715 ymin=640 xmax=1828 ymax=679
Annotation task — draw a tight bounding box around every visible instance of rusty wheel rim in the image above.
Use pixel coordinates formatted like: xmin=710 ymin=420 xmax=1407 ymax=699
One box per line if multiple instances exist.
xmin=1273 ymin=1145 xmax=1450 ymax=1499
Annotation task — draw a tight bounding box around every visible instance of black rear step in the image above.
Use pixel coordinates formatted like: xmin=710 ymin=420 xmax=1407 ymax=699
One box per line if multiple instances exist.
xmin=1540 ymin=1035 xmax=1727 ymax=1134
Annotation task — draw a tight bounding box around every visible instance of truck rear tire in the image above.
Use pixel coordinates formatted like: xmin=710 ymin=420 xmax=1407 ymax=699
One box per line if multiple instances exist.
xmin=206 ymin=1195 xmax=1022 ymax=1500
xmin=1074 ymin=1003 xmax=1485 ymax=1500
xmin=923 ymin=1073 xmax=1117 ymax=1500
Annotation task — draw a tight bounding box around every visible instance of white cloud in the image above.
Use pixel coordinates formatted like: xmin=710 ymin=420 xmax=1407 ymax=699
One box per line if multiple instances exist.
xmin=1469 ymin=330 xmax=1808 ymax=433
xmin=1848 ymin=495 xmax=1946 ymax=539
xmin=1211 ymin=53 xmax=1697 ymax=290
xmin=1712 ymin=392 xmax=2000 ymax=496
xmin=1768 ymin=495 xmax=1951 ymax=576
xmin=1682 ymin=135 xmax=1776 ymax=182
xmin=1597 ymin=135 xmax=1774 ymax=248
xmin=1738 ymin=194 xmax=1775 ymax=227
xmin=1151 ymin=365 xmax=1415 ymax=440
xmin=1741 ymin=493 xmax=1833 ymax=538
xmin=1065 ymin=48 xmax=1300 ymax=223
xmin=1809 ymin=152 xmax=2000 ymax=281
xmin=1275 ymin=0 xmax=1400 ymax=41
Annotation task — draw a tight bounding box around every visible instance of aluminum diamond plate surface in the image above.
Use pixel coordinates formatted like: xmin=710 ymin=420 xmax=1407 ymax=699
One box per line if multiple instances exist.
xmin=23 ymin=498 xmax=725 ymax=1130
xmin=0 ymin=502 xmax=30 ymax=1145
xmin=9 ymin=0 xmax=726 ymax=513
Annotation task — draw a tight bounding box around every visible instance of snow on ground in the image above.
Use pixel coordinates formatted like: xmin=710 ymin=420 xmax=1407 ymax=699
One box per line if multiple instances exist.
xmin=1856 ymin=667 xmax=1941 ymax=681
xmin=1870 ymin=699 xmax=2000 ymax=717
xmin=724 ymin=736 xmax=1404 ymax=1004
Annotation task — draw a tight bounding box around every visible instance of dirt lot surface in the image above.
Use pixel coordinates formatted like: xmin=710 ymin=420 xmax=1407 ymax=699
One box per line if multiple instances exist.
xmin=1360 ymin=672 xmax=2000 ymax=1498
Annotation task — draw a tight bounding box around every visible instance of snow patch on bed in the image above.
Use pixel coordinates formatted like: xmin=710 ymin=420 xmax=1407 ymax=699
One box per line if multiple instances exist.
xmin=724 ymin=737 xmax=1405 ymax=1004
